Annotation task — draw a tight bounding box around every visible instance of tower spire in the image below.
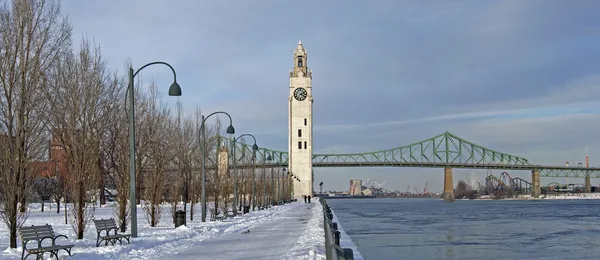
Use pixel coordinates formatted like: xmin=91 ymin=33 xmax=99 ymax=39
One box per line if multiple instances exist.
xmin=586 ymin=146 xmax=589 ymax=168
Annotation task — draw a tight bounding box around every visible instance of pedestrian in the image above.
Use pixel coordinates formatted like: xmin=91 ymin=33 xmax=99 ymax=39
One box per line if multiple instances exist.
xmin=308 ymin=195 xmax=311 ymax=203
xmin=303 ymin=195 xmax=307 ymax=203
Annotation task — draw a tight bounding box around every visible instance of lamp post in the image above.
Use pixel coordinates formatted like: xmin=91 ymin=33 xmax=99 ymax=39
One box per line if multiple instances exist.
xmin=282 ymin=169 xmax=287 ymax=203
xmin=282 ymin=168 xmax=286 ymax=203
xmin=231 ymin=134 xmax=258 ymax=215
xmin=200 ymin=111 xmax=235 ymax=222
xmin=251 ymin=149 xmax=257 ymax=211
xmin=127 ymin=61 xmax=181 ymax=237
xmin=319 ymin=181 xmax=323 ymax=195
xmin=266 ymin=153 xmax=278 ymax=206
xmin=261 ymin=152 xmax=267 ymax=210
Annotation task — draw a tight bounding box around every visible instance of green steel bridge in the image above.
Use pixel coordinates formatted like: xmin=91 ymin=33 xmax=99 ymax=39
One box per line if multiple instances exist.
xmin=226 ymin=131 xmax=600 ymax=178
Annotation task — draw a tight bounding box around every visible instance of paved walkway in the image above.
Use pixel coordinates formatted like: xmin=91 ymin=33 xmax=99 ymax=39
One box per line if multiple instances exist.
xmin=168 ymin=201 xmax=324 ymax=260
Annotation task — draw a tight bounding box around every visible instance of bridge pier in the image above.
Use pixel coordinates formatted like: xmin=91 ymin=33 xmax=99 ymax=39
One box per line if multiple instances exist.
xmin=585 ymin=176 xmax=591 ymax=193
xmin=442 ymin=167 xmax=455 ymax=201
xmin=531 ymin=169 xmax=541 ymax=198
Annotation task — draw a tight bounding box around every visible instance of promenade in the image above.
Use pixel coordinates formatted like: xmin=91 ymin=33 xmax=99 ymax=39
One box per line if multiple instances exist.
xmin=167 ymin=201 xmax=325 ymax=260
xmin=0 ymin=200 xmax=325 ymax=259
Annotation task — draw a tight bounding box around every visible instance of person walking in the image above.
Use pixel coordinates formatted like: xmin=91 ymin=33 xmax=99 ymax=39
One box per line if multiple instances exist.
xmin=303 ymin=195 xmax=307 ymax=203
xmin=308 ymin=195 xmax=311 ymax=203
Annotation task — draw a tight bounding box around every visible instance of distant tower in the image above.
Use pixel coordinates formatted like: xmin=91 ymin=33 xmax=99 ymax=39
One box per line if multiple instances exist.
xmin=586 ymin=146 xmax=589 ymax=168
xmin=565 ymin=161 xmax=569 ymax=185
xmin=289 ymin=41 xmax=313 ymax=200
xmin=217 ymin=143 xmax=229 ymax=179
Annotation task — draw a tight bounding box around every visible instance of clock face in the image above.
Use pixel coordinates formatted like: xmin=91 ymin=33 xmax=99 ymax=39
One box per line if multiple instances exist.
xmin=294 ymin=87 xmax=307 ymax=101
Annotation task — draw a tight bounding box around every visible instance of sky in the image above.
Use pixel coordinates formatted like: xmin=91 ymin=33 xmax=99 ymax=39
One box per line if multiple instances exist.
xmin=61 ymin=0 xmax=600 ymax=192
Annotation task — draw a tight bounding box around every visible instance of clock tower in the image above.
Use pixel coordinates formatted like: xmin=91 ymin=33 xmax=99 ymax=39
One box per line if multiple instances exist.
xmin=289 ymin=41 xmax=313 ymax=200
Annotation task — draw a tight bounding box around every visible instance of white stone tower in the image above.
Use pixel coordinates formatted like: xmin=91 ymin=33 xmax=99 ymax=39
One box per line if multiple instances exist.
xmin=288 ymin=41 xmax=313 ymax=200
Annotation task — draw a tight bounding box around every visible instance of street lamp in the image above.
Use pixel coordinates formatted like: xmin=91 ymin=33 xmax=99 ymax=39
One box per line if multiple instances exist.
xmin=281 ymin=168 xmax=286 ymax=203
xmin=251 ymin=149 xmax=257 ymax=211
xmin=319 ymin=181 xmax=323 ymax=195
xmin=261 ymin=151 xmax=267 ymax=210
xmin=127 ymin=61 xmax=181 ymax=237
xmin=231 ymin=134 xmax=258 ymax=215
xmin=266 ymin=153 xmax=275 ymax=206
xmin=200 ymin=111 xmax=235 ymax=222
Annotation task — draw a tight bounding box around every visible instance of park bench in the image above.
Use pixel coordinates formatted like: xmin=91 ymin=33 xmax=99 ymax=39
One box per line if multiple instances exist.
xmin=213 ymin=215 xmax=227 ymax=221
xmin=213 ymin=211 xmax=236 ymax=222
xmin=18 ymin=224 xmax=74 ymax=260
xmin=93 ymin=218 xmax=131 ymax=247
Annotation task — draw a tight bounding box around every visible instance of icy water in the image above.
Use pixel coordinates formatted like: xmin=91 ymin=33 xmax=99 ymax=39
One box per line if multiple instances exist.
xmin=327 ymin=198 xmax=600 ymax=260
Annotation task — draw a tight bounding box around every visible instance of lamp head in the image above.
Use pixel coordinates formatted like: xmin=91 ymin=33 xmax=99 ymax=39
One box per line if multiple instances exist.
xmin=168 ymin=81 xmax=182 ymax=96
xmin=226 ymin=125 xmax=235 ymax=134
xmin=252 ymin=143 xmax=259 ymax=151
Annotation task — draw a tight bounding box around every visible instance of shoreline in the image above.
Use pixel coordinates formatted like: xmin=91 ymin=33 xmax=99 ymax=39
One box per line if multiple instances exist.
xmin=475 ymin=193 xmax=600 ymax=200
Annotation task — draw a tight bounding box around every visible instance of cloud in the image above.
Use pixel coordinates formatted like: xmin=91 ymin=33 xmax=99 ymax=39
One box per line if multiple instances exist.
xmin=61 ymin=0 xmax=600 ymax=192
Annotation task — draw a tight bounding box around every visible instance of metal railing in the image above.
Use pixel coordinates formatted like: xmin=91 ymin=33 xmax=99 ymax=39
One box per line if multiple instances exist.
xmin=321 ymin=199 xmax=354 ymax=260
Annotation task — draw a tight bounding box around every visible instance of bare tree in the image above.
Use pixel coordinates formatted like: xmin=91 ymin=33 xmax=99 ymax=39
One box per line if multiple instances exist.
xmin=102 ymin=66 xmax=150 ymax=232
xmin=141 ymin=84 xmax=172 ymax=227
xmin=50 ymin=174 xmax=64 ymax=213
xmin=0 ymin=0 xmax=71 ymax=248
xmin=33 ymin=176 xmax=54 ymax=212
xmin=172 ymin=102 xmax=197 ymax=221
xmin=46 ymin=39 xmax=116 ymax=239
xmin=102 ymin=82 xmax=131 ymax=231
xmin=165 ymin=171 xmax=182 ymax=225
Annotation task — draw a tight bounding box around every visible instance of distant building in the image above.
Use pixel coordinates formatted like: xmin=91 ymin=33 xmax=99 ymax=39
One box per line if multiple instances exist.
xmin=349 ymin=179 xmax=363 ymax=195
xmin=362 ymin=188 xmax=373 ymax=196
xmin=1 ymin=133 xmax=59 ymax=178
xmin=217 ymin=144 xmax=229 ymax=178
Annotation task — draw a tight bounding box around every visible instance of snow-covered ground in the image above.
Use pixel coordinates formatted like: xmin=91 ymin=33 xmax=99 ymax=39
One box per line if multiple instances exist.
xmin=0 ymin=199 xmax=332 ymax=259
xmin=171 ymin=199 xmax=326 ymax=260
xmin=542 ymin=193 xmax=600 ymax=200
xmin=476 ymin=193 xmax=600 ymax=200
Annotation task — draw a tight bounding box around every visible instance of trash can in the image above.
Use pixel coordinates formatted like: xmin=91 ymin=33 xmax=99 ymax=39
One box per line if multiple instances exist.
xmin=243 ymin=206 xmax=250 ymax=214
xmin=175 ymin=210 xmax=186 ymax=228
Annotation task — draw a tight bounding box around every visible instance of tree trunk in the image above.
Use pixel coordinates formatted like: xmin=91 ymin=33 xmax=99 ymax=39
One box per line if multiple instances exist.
xmin=183 ymin=181 xmax=188 ymax=213
xmin=77 ymin=186 xmax=85 ymax=239
xmin=41 ymin=200 xmax=45 ymax=212
xmin=9 ymin=197 xmax=18 ymax=248
xmin=190 ymin=201 xmax=194 ymax=221
xmin=136 ymin=166 xmax=142 ymax=204
xmin=19 ymin=197 xmax=26 ymax=213
xmin=119 ymin=201 xmax=127 ymax=232
xmin=151 ymin=204 xmax=156 ymax=227
xmin=99 ymin=157 xmax=106 ymax=206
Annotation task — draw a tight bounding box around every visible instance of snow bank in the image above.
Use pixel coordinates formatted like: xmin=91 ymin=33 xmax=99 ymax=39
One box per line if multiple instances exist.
xmin=475 ymin=193 xmax=600 ymax=200
xmin=542 ymin=193 xmax=600 ymax=200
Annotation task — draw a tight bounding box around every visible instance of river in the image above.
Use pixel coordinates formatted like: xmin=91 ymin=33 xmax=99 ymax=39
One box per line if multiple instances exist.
xmin=326 ymin=198 xmax=600 ymax=260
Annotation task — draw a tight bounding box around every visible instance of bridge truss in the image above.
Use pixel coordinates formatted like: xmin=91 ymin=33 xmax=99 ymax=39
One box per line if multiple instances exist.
xmin=224 ymin=132 xmax=600 ymax=178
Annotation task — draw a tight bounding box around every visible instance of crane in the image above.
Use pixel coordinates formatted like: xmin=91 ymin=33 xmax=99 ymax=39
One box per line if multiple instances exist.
xmin=412 ymin=185 xmax=419 ymax=194
xmin=423 ymin=182 xmax=428 ymax=195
